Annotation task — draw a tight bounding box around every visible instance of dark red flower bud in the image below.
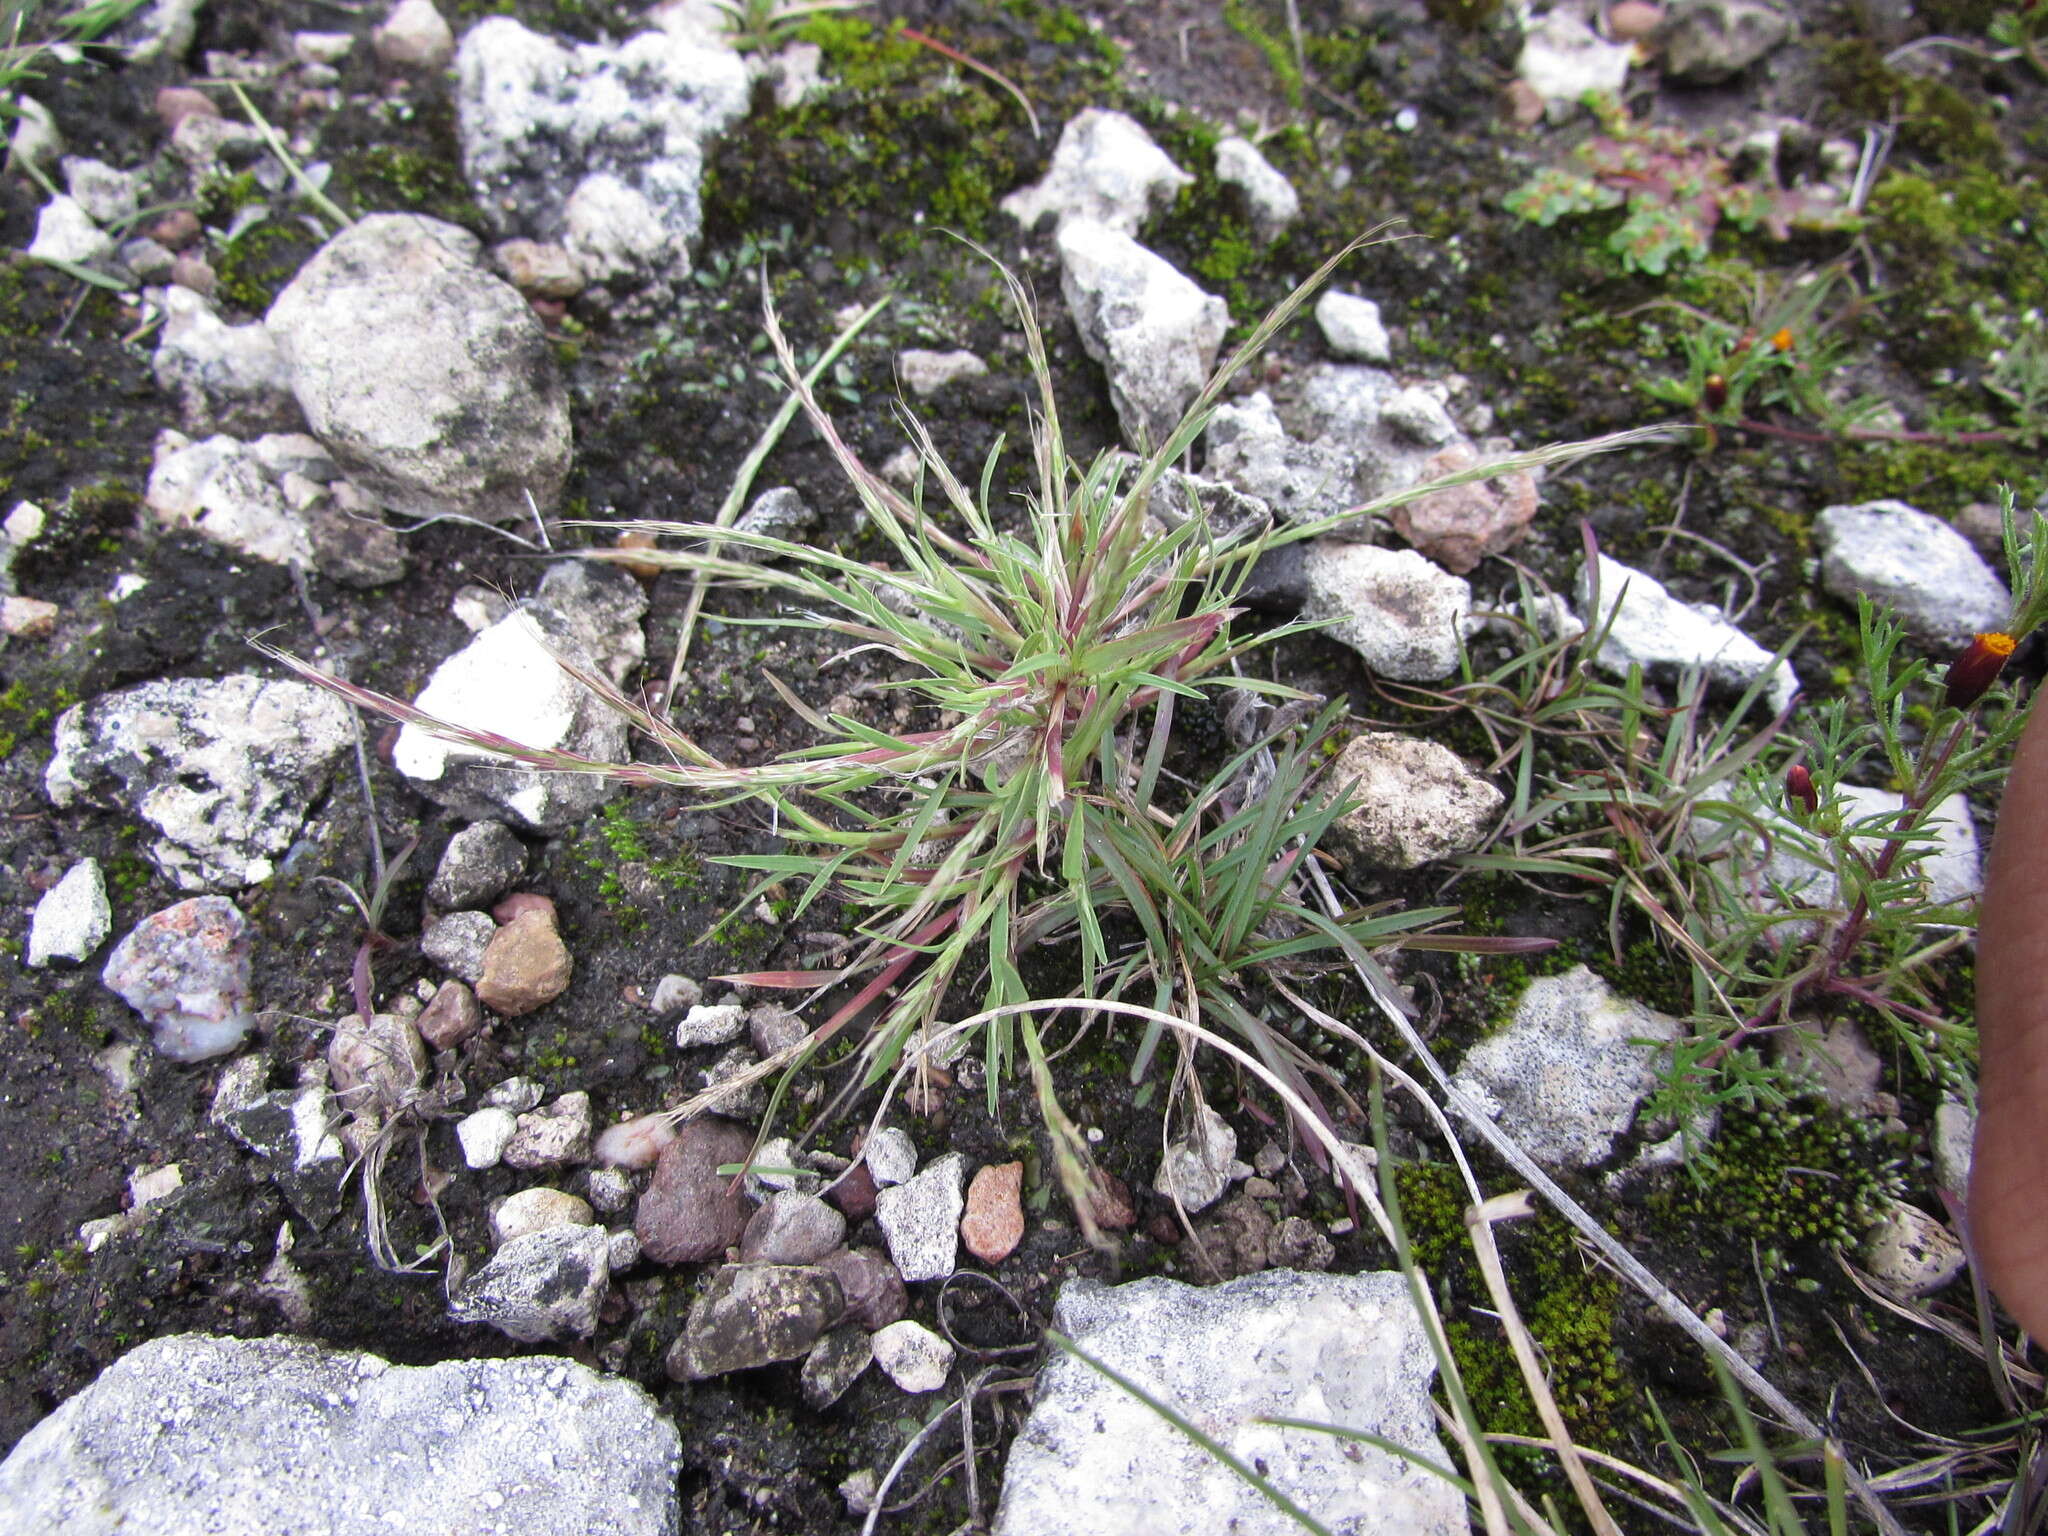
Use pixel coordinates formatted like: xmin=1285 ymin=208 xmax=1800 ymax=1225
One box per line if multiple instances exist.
xmin=1702 ymin=373 xmax=1728 ymax=413
xmin=1945 ymin=631 xmax=2017 ymax=710
xmin=1785 ymin=763 xmax=1819 ymax=817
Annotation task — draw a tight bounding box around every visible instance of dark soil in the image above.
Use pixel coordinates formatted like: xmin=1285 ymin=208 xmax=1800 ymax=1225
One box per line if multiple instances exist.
xmin=0 ymin=0 xmax=2036 ymax=1531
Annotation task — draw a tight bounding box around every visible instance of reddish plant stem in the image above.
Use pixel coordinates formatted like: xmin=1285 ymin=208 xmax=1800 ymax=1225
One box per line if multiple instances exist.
xmin=1733 ymin=416 xmax=2015 ymax=447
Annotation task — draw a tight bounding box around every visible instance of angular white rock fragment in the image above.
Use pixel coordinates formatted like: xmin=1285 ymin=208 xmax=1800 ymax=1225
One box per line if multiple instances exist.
xmin=1314 ymin=290 xmax=1391 ymax=363
xmin=875 ymin=1150 xmax=967 ymax=1282
xmin=458 ymin=1106 xmax=519 ymax=1169
xmin=1862 ymin=1199 xmax=1966 ymax=1298
xmin=1303 ymin=542 xmax=1474 ymax=681
xmin=674 ymin=1002 xmax=747 ymax=1048
xmin=863 ymin=1125 xmax=918 ymax=1188
xmin=1324 ymin=734 xmax=1502 ymax=870
xmin=870 ymin=1320 xmax=955 ymax=1393
xmin=1214 ymin=135 xmax=1298 ymax=240
xmin=1002 ymin=109 xmax=1191 ymax=236
xmin=1576 ymin=552 xmax=1798 ymax=712
xmin=1452 ymin=965 xmax=1680 ymax=1169
xmin=1151 ymin=1103 xmax=1238 ymax=1214
xmin=992 ymin=1271 xmax=1464 ymax=1536
xmin=896 ymin=348 xmax=988 ymax=398
xmin=1056 ymin=219 xmax=1227 ymax=452
xmin=28 ymin=195 xmax=113 ymax=268
xmin=491 ymin=1186 xmax=595 ymax=1245
xmin=1815 ymin=499 xmax=2012 ymax=649
xmin=1518 ymin=11 xmax=1633 ymax=115
xmin=28 ymin=858 xmax=111 ymax=968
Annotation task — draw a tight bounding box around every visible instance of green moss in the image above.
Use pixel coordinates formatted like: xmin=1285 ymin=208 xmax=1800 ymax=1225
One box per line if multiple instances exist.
xmin=1656 ymin=1101 xmax=1893 ymax=1250
xmin=1823 ymin=41 xmax=2004 ymax=165
xmin=213 ymin=222 xmax=315 ymax=314
xmin=348 ymin=146 xmax=483 ymax=227
xmin=0 ymin=675 xmax=77 ymax=763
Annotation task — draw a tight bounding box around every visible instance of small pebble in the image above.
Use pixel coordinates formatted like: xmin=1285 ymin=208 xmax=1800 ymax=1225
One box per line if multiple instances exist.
xmin=675 ymin=1003 xmax=748 ymax=1048
xmin=457 ymin=1106 xmax=518 ymax=1169
xmin=959 ymin=1161 xmax=1025 ymax=1265
xmin=491 ymin=1186 xmax=593 ymax=1245
xmin=0 ymin=596 xmax=58 ymax=638
xmin=503 ymin=1091 xmax=592 ymax=1170
xmin=475 ymin=909 xmax=572 ymax=1017
xmin=1607 ymin=0 xmax=1664 ymax=40
xmin=481 ymin=1075 xmax=544 ymax=1113
xmin=650 ymin=974 xmax=702 ymax=1014
xmin=871 ymin=1320 xmax=956 ymax=1393
xmin=154 ymin=87 xmax=218 ymax=133
xmin=414 ymin=980 xmax=483 ymax=1051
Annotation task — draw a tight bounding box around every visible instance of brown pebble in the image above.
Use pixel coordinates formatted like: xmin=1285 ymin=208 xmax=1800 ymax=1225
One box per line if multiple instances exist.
xmin=826 ymin=1158 xmax=878 ymax=1222
xmin=150 ymin=209 xmax=201 ymax=250
xmin=492 ymin=891 xmax=557 ymax=926
xmin=414 ymin=979 xmax=483 ymax=1051
xmin=1607 ymin=0 xmax=1664 ymax=40
xmin=1505 ymin=79 xmax=1546 ymax=128
xmin=817 ymin=1245 xmax=908 ymax=1331
xmin=475 ymin=909 xmax=572 ymax=1017
xmin=168 ymin=257 xmax=216 ymax=297
xmin=635 ymin=1117 xmax=757 ymax=1264
xmin=154 ymin=87 xmax=218 ymax=133
xmin=612 ymin=527 xmax=665 ymax=580
xmin=960 ymin=1161 xmax=1025 ymax=1264
xmin=1089 ymin=1169 xmax=1136 ymax=1231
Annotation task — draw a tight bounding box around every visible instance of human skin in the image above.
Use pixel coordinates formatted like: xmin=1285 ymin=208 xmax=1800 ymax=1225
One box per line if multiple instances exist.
xmin=1971 ymin=692 xmax=2048 ymax=1339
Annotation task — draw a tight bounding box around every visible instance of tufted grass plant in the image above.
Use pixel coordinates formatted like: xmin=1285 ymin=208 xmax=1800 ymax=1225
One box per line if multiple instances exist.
xmin=266 ymin=231 xmax=1669 ymax=1232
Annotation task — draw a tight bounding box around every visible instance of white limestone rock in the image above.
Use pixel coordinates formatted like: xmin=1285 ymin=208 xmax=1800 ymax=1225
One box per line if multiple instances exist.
xmin=492 ymin=1186 xmax=596 ymax=1245
xmin=0 ymin=1335 xmax=681 ymax=1536
xmin=1003 ymin=109 xmax=1191 ymax=236
xmin=46 ymin=676 xmax=353 ymax=891
xmin=1815 ymin=499 xmax=2012 ymax=649
xmin=27 ymin=859 xmax=111 ymax=968
xmin=897 ymin=348 xmax=989 ymax=398
xmin=450 ymin=1223 xmax=611 ymax=1341
xmin=1302 ymin=542 xmax=1474 ymax=681
xmin=455 ymin=17 xmax=749 ymax=283
xmin=1576 ymin=552 xmax=1798 ymax=712
xmin=146 ymin=432 xmax=314 ymax=570
xmin=151 ymin=286 xmax=299 ymax=435
xmin=1517 ymin=10 xmax=1633 ymax=117
xmin=373 ymin=0 xmax=456 ymax=68
xmin=1862 ymin=1199 xmax=1965 ymax=1298
xmin=61 ymin=157 xmax=142 ymax=228
xmin=875 ymin=1150 xmax=967 ymax=1282
xmin=1151 ymin=1103 xmax=1238 ymax=1214
xmin=1203 ymin=392 xmax=1361 ymax=530
xmin=1214 ymin=136 xmax=1298 ymax=241
xmin=1315 ymin=290 xmax=1391 ymax=363
xmin=863 ymin=1125 xmax=918 ymax=1188
xmin=395 ymin=561 xmax=647 ymax=831
xmin=1452 ymin=966 xmax=1681 ymax=1169
xmin=870 ymin=1320 xmax=955 ymax=1393
xmin=1056 ymin=219 xmax=1227 ymax=452
xmin=992 ymin=1270 xmax=1465 ymax=1536
xmin=27 ymin=195 xmax=113 ymax=269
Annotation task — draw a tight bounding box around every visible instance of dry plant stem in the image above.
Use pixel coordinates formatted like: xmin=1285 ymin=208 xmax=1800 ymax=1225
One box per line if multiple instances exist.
xmin=898 ymin=27 xmax=1041 ymax=139
xmin=1296 ymin=860 xmax=1914 ymax=1536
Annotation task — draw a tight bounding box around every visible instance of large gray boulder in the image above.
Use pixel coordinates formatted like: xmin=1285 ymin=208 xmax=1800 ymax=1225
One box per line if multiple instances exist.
xmin=266 ymin=214 xmax=571 ymax=525
xmin=0 ymin=1333 xmax=681 ymax=1536
xmin=994 ymin=1270 xmax=1467 ymax=1536
xmin=1814 ymin=499 xmax=2011 ymax=649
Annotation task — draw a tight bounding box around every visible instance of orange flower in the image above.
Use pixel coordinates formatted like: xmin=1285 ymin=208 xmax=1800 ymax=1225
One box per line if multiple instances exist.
xmin=1770 ymin=326 xmax=1794 ymax=351
xmin=1944 ymin=631 xmax=2017 ymax=710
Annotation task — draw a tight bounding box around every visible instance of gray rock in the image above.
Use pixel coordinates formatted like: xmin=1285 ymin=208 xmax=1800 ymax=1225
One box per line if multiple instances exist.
xmin=46 ymin=675 xmax=353 ymax=891
xmin=1934 ymin=1096 xmax=1975 ymax=1194
xmin=801 ymin=1325 xmax=873 ymax=1410
xmin=492 ymin=238 xmax=588 ymax=298
xmin=897 ymin=348 xmax=989 ymax=398
xmin=1144 ymin=464 xmax=1274 ymax=547
xmin=1214 ymin=136 xmax=1298 ymax=242
xmin=818 ymin=1244 xmax=910 ymax=1331
xmin=992 ymin=1271 xmax=1465 ymax=1536
xmin=1576 ymin=553 xmax=1798 ymax=712
xmin=1057 ymin=220 xmax=1227 ymax=452
xmin=1295 ymin=364 xmax=1494 ymax=513
xmin=696 ymin=1043 xmax=767 ymax=1119
xmin=1302 ymin=542 xmax=1474 ymax=681
xmin=421 ymin=910 xmax=495 ymax=983
xmin=0 ymin=1333 xmax=680 ymax=1536
xmin=395 ymin=561 xmax=646 ymax=830
xmin=1152 ymin=1103 xmax=1238 ymax=1214
xmin=1862 ymin=1199 xmax=1965 ymax=1297
xmin=455 ymin=17 xmax=750 ymax=283
xmin=875 ymin=1149 xmax=968 ymax=1281
xmin=1315 ymin=290 xmax=1391 ymax=363
xmin=1203 ymin=393 xmax=1361 ymax=531
xmin=1774 ymin=1019 xmax=1883 ymax=1115
xmin=651 ymin=973 xmax=703 ymax=1014
xmin=306 ymin=485 xmax=409 ymax=590
xmin=112 ymin=0 xmax=202 ymax=63
xmin=151 ymin=287 xmax=299 ymax=434
xmin=219 ymin=1082 xmax=348 ymax=1226
xmin=505 ymin=1091 xmax=594 ymax=1170
xmin=731 ymin=485 xmax=816 ymax=555
xmin=1323 ymin=733 xmax=1502 ymax=870
xmin=451 ymin=1223 xmax=610 ymax=1342
xmin=863 ymin=1125 xmax=918 ymax=1187
xmin=62 ymin=157 xmax=140 ymax=227
xmin=1270 ymin=1217 xmax=1336 ymax=1271
xmin=8 ymin=97 xmax=60 ymax=174
xmin=748 ymin=1002 xmax=807 ymax=1056
xmin=266 ymin=214 xmax=572 ymax=524
xmin=636 ymin=1116 xmax=757 ymax=1263
xmin=1662 ymin=0 xmax=1792 ymax=84
xmin=428 ymin=820 xmax=527 ymax=910
xmin=373 ymin=0 xmax=456 ymax=68
xmin=492 ymin=1186 xmax=596 ymax=1245
xmin=415 ymin=978 xmax=484 ymax=1050
xmin=675 ymin=1002 xmax=748 ymax=1047
xmin=101 ymin=897 xmax=255 ymax=1063
xmin=482 ymin=1075 xmax=545 ymax=1112
xmin=28 ymin=858 xmax=111 ymax=968
xmin=745 ymin=1134 xmax=819 ymax=1198
xmin=740 ymin=1190 xmax=847 ymax=1265
xmin=1715 ymin=785 xmax=1980 ymax=929
xmin=1002 ymin=109 xmax=1191 ymax=237
xmin=666 ymin=1263 xmax=844 ymax=1379
xmin=1453 ymin=965 xmax=1681 ymax=1169
xmin=871 ymin=1319 xmax=955 ymax=1393
xmin=1814 ymin=499 xmax=2011 ymax=649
